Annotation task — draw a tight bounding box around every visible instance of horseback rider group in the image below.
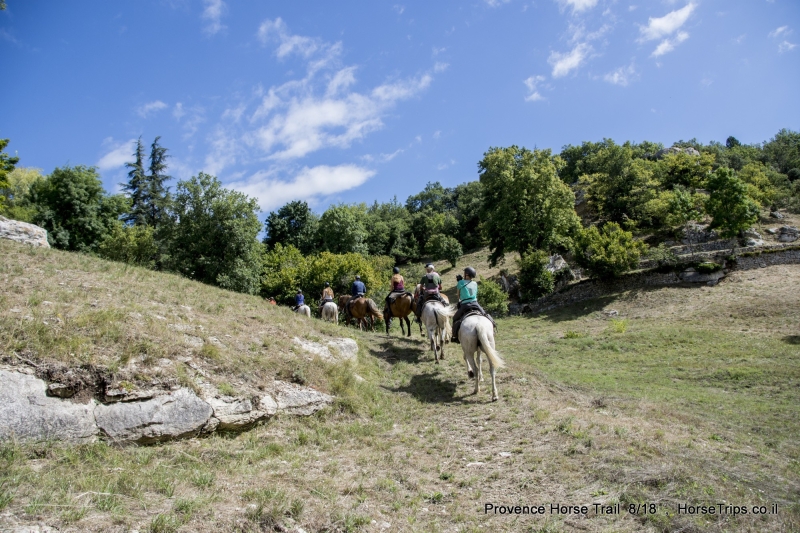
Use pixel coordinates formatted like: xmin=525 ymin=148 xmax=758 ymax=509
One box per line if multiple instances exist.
xmin=286 ymin=262 xmax=493 ymax=338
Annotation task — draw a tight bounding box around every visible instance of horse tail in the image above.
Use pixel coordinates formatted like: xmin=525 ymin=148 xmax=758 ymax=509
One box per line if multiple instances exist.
xmin=433 ymin=304 xmax=457 ymax=338
xmin=478 ymin=321 xmax=504 ymax=369
xmin=367 ymin=298 xmax=382 ymax=318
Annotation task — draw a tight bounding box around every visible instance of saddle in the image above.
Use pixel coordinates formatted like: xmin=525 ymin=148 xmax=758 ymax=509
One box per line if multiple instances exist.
xmin=388 ymin=291 xmax=412 ymax=305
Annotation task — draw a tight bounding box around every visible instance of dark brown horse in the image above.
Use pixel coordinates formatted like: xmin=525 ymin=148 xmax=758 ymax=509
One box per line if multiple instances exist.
xmin=383 ymin=292 xmax=414 ymax=336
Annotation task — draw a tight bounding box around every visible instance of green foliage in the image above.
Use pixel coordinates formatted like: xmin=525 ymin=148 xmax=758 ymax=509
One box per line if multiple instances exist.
xmin=0 ymin=138 xmax=20 ymax=211
xmin=169 ymin=173 xmax=263 ymax=294
xmin=365 ymin=198 xmax=416 ymax=260
xmin=0 ymin=167 xmax=42 ymax=222
xmin=737 ymin=162 xmax=777 ymax=207
xmin=578 ymin=143 xmax=660 ymax=225
xmin=477 ymin=277 xmax=508 ymax=317
xmin=452 ymin=180 xmax=485 ymax=249
xmin=97 ymin=224 xmax=158 ymax=268
xmin=762 ymin=128 xmax=800 ymax=175
xmin=646 ymin=243 xmax=678 ymax=268
xmin=261 ymin=244 xmax=393 ymax=304
xmin=655 ymin=152 xmax=715 ymax=190
xmin=263 ymin=200 xmax=320 ymax=255
xmin=696 ymin=262 xmax=723 ymax=274
xmin=705 ymin=168 xmax=760 ymax=241
xmin=426 ymin=234 xmax=462 ymax=267
xmin=517 ymin=249 xmax=555 ymax=301
xmin=318 ymin=203 xmax=369 ymax=255
xmin=30 ymin=165 xmax=128 ymax=252
xmin=479 ymin=146 xmax=580 ymax=266
xmin=574 ymin=222 xmax=647 ymax=279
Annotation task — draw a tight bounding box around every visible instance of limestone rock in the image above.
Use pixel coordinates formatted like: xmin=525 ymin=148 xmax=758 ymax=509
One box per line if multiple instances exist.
xmin=271 ymin=380 xmax=333 ymax=416
xmin=545 ymin=254 xmax=568 ymax=273
xmin=292 ymin=337 xmax=358 ymax=363
xmin=0 ymin=216 xmax=50 ymax=248
xmin=655 ymin=146 xmax=700 ymax=159
xmin=679 ymin=268 xmax=725 ymax=284
xmin=0 ymin=369 xmax=97 ymax=443
xmin=203 ymin=394 xmax=276 ymax=430
xmin=742 ymin=229 xmax=764 ymax=247
xmin=94 ymin=388 xmax=212 ymax=444
xmin=777 ymin=226 xmax=798 ymax=243
xmin=681 ymin=223 xmax=718 ymax=245
xmin=770 ymin=211 xmax=785 ymax=219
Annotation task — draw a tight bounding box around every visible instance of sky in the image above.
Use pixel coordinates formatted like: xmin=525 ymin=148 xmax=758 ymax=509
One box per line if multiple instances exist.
xmin=2 ymin=0 xmax=798 ymax=215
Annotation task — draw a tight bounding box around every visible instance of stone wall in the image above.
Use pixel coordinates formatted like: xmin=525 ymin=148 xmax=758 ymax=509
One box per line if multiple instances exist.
xmin=519 ymin=248 xmax=800 ymax=315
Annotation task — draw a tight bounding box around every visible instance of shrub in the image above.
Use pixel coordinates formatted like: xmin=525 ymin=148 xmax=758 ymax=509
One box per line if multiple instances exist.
xmin=477 ymin=277 xmax=508 ymax=317
xmin=574 ymin=222 xmax=647 ymax=280
xmin=696 ymin=261 xmax=723 ymax=274
xmin=646 ymin=243 xmax=678 ymax=268
xmin=517 ymin=249 xmax=554 ymax=301
xmin=97 ymin=224 xmax=158 ymax=268
xmin=426 ymin=233 xmax=462 ymax=267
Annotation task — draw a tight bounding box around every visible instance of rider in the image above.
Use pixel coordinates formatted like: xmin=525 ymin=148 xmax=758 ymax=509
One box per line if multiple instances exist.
xmin=347 ymin=275 xmax=366 ymax=315
xmin=415 ymin=263 xmax=444 ymax=321
xmin=385 ymin=267 xmax=406 ymax=318
xmin=451 ymin=267 xmax=491 ymax=343
xmin=319 ymin=282 xmax=334 ymax=312
xmin=293 ymin=289 xmax=305 ymax=311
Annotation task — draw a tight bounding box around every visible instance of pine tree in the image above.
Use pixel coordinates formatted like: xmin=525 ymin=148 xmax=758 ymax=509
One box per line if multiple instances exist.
xmin=147 ymin=136 xmax=171 ymax=227
xmin=123 ymin=137 xmax=148 ymax=226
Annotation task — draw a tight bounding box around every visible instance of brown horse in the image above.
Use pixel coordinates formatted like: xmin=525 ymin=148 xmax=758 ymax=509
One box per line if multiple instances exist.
xmin=347 ymin=297 xmax=383 ymax=331
xmin=383 ymin=292 xmax=414 ymax=336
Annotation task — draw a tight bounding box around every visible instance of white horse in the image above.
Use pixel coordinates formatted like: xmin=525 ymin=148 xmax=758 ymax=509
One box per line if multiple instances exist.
xmin=421 ymin=301 xmax=456 ymax=364
xmin=320 ymin=301 xmax=338 ymax=323
xmin=294 ymin=304 xmax=311 ymax=318
xmin=458 ymin=314 xmax=504 ymax=401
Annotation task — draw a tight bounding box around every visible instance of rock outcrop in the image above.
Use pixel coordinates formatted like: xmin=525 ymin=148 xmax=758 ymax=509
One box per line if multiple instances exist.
xmin=0 ymin=216 xmax=50 ymax=248
xmin=777 ymin=226 xmax=798 ymax=243
xmin=655 ymin=146 xmax=701 ymax=159
xmin=0 ymin=369 xmax=98 ymax=443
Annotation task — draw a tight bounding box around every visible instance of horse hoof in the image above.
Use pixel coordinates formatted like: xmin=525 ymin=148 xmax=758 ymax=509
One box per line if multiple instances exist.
xmin=468 ymin=370 xmax=475 ymax=379
xmin=492 ymin=396 xmax=499 ymax=402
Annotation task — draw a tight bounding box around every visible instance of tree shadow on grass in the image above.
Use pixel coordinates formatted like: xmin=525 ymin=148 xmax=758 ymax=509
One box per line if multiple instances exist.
xmin=368 ymin=337 xmax=423 ymax=365
xmin=383 ymin=371 xmax=466 ymax=404
xmin=782 ymin=335 xmax=800 ymax=345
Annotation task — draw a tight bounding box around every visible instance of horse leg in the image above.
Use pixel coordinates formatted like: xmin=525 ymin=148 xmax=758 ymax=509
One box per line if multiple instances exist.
xmin=489 ymin=362 xmax=499 ymax=402
xmin=403 ymin=316 xmax=411 ymax=337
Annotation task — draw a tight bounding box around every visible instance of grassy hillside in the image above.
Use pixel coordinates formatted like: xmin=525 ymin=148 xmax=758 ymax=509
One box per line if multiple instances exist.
xmin=1 ymin=239 xmax=799 ymax=532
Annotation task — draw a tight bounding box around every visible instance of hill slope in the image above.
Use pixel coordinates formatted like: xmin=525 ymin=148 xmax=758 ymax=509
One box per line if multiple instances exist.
xmin=1 ymin=239 xmax=799 ymax=532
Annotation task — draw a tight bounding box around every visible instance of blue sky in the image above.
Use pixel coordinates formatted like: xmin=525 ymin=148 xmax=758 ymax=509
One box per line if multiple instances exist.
xmin=2 ymin=0 xmax=798 ymax=215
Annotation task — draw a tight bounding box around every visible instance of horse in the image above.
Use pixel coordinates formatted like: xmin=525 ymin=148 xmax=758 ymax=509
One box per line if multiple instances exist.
xmin=383 ymin=292 xmax=414 ymax=337
xmin=420 ymin=301 xmax=456 ymax=364
xmin=347 ymin=297 xmax=383 ymax=331
xmin=294 ymin=304 xmax=311 ymax=318
xmin=320 ymin=301 xmax=338 ymax=323
xmin=413 ymin=284 xmax=450 ymax=337
xmin=458 ymin=314 xmax=504 ymax=401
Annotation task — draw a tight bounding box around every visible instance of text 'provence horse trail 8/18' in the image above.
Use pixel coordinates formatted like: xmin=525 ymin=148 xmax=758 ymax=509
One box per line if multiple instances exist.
xmin=383 ymin=292 xmax=415 ymax=337
xmin=458 ymin=313 xmax=504 ymax=401
xmin=320 ymin=301 xmax=338 ymax=323
xmin=421 ymin=301 xmax=456 ymax=364
xmin=294 ymin=304 xmax=311 ymax=318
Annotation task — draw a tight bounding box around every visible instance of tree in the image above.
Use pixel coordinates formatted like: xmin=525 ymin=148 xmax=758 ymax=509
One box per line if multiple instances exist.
xmin=318 ymin=203 xmax=369 ymax=255
xmin=30 ymin=166 xmax=127 ymax=252
xmin=264 ymin=200 xmax=320 ymax=255
xmin=705 ymin=168 xmax=759 ymax=253
xmin=0 ymin=166 xmax=42 ymax=222
xmin=574 ymin=222 xmax=647 ymax=280
xmin=726 ymin=136 xmax=741 ymax=149
xmin=655 ymin=152 xmax=715 ymax=190
xmin=123 ymin=137 xmax=149 ymax=226
xmin=452 ymin=180 xmax=485 ymax=250
xmin=762 ymin=128 xmax=800 ymax=175
xmin=169 ymin=173 xmax=262 ymax=294
xmin=426 ymin=234 xmax=462 ymax=267
xmin=517 ymin=248 xmax=555 ymax=301
xmin=365 ymin=198 xmax=416 ymax=260
xmin=0 ymin=138 xmax=20 ymax=211
xmin=479 ymin=146 xmax=580 ymax=266
xmin=97 ymin=225 xmax=158 ymax=268
xmin=664 ymin=186 xmax=704 ymax=257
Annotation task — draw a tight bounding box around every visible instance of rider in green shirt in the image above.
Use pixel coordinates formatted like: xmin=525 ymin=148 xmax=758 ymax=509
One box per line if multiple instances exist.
xmin=451 ymin=266 xmax=490 ymax=343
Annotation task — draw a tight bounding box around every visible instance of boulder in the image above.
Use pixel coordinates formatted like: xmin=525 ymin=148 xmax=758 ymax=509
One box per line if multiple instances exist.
xmin=94 ymin=388 xmax=213 ymax=444
xmin=0 ymin=216 xmax=50 ymax=248
xmin=681 ymin=223 xmax=718 ymax=245
xmin=770 ymin=211 xmax=785 ymax=219
xmin=742 ymin=229 xmax=764 ymax=247
xmin=292 ymin=337 xmax=358 ymax=363
xmin=777 ymin=226 xmax=798 ymax=243
xmin=679 ymin=268 xmax=726 ymax=284
xmin=201 ymin=391 xmax=278 ymax=430
xmin=655 ymin=146 xmax=700 ymax=159
xmin=545 ymin=254 xmax=568 ymax=273
xmin=0 ymin=369 xmax=97 ymax=443
xmin=271 ymin=380 xmax=333 ymax=416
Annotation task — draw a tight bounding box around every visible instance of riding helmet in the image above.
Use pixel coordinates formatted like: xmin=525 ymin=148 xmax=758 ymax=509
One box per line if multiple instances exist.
xmin=393 ymin=267 xmax=400 ymax=274
xmin=355 ymin=275 xmax=361 ymax=280
xmin=324 ymin=282 xmax=330 ymax=287
xmin=297 ymin=289 xmax=303 ymax=294
xmin=464 ymin=266 xmax=477 ymax=278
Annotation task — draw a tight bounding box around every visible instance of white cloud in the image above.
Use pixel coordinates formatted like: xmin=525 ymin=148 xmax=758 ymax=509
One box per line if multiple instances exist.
xmin=97 ymin=139 xmax=136 ymax=171
xmin=229 ymin=165 xmax=375 ymax=211
xmin=326 ymin=67 xmax=358 ymax=97
xmin=202 ymin=0 xmax=226 ymax=35
xmin=433 ymin=62 xmax=449 ymax=73
xmin=779 ymin=40 xmax=797 ymax=53
xmin=639 ymin=3 xmax=695 ymax=41
xmin=548 ymin=43 xmax=592 ymax=77
xmin=137 ymin=100 xmax=168 ymax=118
xmin=258 ymin=17 xmax=321 ymax=58
xmin=173 ymin=102 xmax=185 ymax=120
xmin=651 ymin=30 xmax=689 ymax=57
xmin=603 ymin=62 xmax=637 ymax=86
xmin=768 ymin=26 xmax=790 ymax=39
xmin=523 ymin=75 xmax=546 ymax=101
xmin=557 ymin=0 xmax=599 ymax=14
xmin=484 ymin=0 xmax=511 ymax=7
xmin=393 ymin=4 xmax=405 ymax=14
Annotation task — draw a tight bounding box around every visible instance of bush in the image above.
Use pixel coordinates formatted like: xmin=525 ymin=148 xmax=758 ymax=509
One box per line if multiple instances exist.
xmin=646 ymin=243 xmax=678 ymax=268
xmin=97 ymin=224 xmax=158 ymax=268
xmin=517 ymin=249 xmax=554 ymax=301
xmin=426 ymin=233 xmax=462 ymax=267
xmin=696 ymin=261 xmax=723 ymax=274
xmin=477 ymin=277 xmax=508 ymax=317
xmin=574 ymin=222 xmax=647 ymax=280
